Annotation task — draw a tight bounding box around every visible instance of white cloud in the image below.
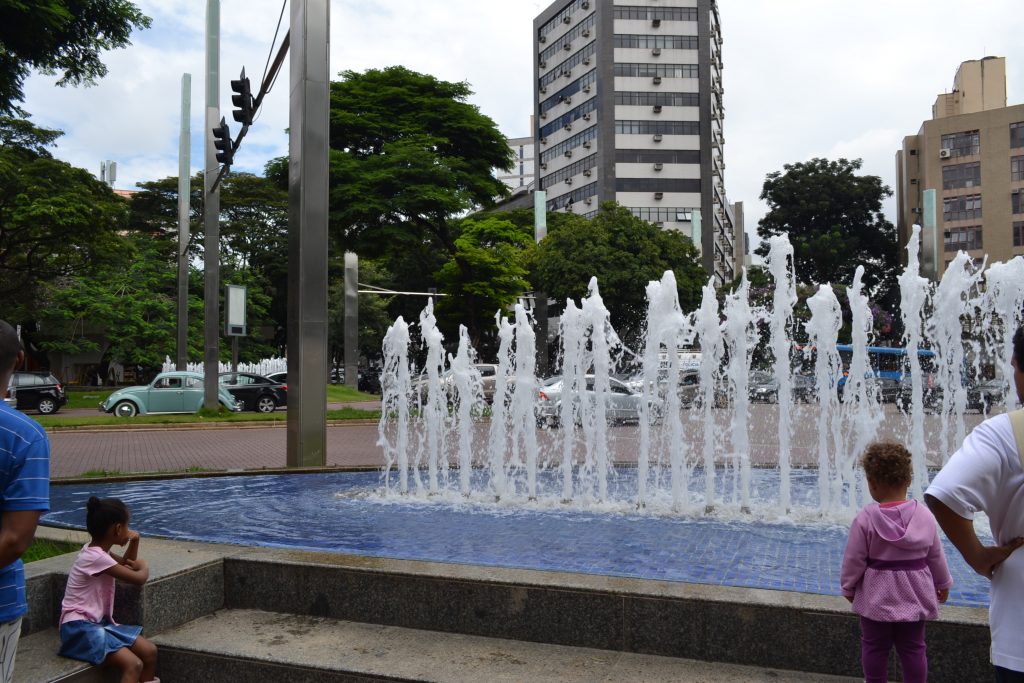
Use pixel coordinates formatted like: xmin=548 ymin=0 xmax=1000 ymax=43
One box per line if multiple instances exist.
xmin=17 ymin=0 xmax=1024 ymax=250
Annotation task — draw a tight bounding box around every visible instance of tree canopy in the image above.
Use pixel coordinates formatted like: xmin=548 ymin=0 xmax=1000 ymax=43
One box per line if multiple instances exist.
xmin=0 ymin=116 xmax=131 ymax=320
xmin=530 ymin=203 xmax=707 ymax=344
xmin=754 ymin=157 xmax=898 ymax=297
xmin=0 ymin=0 xmax=151 ymax=114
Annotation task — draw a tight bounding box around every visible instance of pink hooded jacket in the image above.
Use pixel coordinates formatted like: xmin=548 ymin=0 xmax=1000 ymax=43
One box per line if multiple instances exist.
xmin=840 ymin=499 xmax=953 ymax=622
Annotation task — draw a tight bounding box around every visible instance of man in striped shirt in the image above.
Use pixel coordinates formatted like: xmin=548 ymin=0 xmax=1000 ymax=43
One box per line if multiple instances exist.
xmin=0 ymin=320 xmax=50 ymax=682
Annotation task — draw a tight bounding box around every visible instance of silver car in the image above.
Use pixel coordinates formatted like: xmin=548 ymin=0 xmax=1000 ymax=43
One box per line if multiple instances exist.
xmin=536 ymin=375 xmax=660 ymax=427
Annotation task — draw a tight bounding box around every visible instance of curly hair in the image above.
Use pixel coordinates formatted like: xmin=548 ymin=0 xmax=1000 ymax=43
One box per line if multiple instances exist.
xmin=861 ymin=442 xmax=912 ymax=488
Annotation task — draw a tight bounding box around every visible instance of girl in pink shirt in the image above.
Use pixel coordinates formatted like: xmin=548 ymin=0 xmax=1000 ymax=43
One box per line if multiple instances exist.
xmin=841 ymin=442 xmax=952 ymax=683
xmin=58 ymin=497 xmax=158 ymax=683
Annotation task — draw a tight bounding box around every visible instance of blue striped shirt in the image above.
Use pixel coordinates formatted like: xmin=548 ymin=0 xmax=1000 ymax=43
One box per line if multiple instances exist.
xmin=0 ymin=404 xmax=50 ymax=623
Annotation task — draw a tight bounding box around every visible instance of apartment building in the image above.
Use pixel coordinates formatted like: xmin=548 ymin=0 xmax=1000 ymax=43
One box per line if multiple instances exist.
xmin=498 ymin=132 xmax=537 ymax=192
xmin=895 ymin=57 xmax=1024 ymax=276
xmin=533 ymin=0 xmax=736 ymax=284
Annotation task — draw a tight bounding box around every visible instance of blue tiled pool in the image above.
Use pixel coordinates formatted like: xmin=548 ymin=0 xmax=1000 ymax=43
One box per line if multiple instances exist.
xmin=44 ymin=470 xmax=991 ymax=609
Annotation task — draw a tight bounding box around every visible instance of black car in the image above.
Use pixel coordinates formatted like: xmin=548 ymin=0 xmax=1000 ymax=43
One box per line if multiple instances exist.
xmin=9 ymin=371 xmax=68 ymax=414
xmin=218 ymin=372 xmax=287 ymax=413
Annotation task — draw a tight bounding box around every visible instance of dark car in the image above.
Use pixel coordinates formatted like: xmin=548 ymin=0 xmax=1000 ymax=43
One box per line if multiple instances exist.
xmin=218 ymin=372 xmax=287 ymax=413
xmin=967 ymin=379 xmax=1008 ymax=413
xmin=9 ymin=371 xmax=67 ymax=414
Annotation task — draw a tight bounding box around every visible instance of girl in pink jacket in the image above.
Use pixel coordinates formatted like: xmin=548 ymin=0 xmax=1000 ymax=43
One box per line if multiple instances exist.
xmin=841 ymin=442 xmax=952 ymax=683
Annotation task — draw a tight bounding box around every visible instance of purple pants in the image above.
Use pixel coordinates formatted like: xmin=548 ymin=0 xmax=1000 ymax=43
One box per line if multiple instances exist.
xmin=860 ymin=616 xmax=927 ymax=683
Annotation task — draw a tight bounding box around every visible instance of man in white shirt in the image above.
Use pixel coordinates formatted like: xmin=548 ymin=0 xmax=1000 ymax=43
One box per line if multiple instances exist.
xmin=926 ymin=324 xmax=1024 ymax=682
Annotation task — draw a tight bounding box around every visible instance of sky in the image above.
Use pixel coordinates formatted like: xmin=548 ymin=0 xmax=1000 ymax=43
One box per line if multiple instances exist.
xmin=19 ymin=0 xmax=1024 ymax=251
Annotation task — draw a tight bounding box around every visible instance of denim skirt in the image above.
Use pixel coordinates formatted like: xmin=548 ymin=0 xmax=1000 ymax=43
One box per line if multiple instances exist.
xmin=58 ymin=619 xmax=142 ymax=665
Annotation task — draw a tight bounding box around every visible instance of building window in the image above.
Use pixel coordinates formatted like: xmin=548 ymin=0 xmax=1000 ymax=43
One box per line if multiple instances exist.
xmin=540 ymin=70 xmax=597 ymax=115
xmin=1011 ymin=122 xmax=1024 ymax=149
xmin=615 ymin=178 xmax=701 ymax=193
xmin=614 ymin=91 xmax=698 ymax=107
xmin=539 ymin=126 xmax=598 ymax=165
xmin=1014 ymin=191 xmax=1024 ymax=215
xmin=942 ymin=194 xmax=982 ymax=222
xmin=615 ymin=149 xmax=701 ymax=164
xmin=613 ymin=63 xmax=699 ymax=78
xmin=539 ymin=42 xmax=597 ymax=89
xmin=1014 ymin=221 xmax=1024 ymax=247
xmin=942 ymin=162 xmax=981 ymax=190
xmin=538 ymin=0 xmax=593 ymax=40
xmin=943 ymin=226 xmax=982 ymax=252
xmin=547 ymin=181 xmax=599 ymax=211
xmin=940 ymin=130 xmax=980 ymax=157
xmin=539 ymin=153 xmax=597 ymax=190
xmin=615 ymin=120 xmax=699 ymax=135
xmin=1012 ymin=155 xmax=1024 ymax=182
xmin=612 ymin=6 xmax=698 ymax=21
xmin=626 ymin=207 xmax=696 ymax=222
xmin=613 ymin=34 xmax=699 ymax=49
xmin=539 ymin=98 xmax=598 ymax=138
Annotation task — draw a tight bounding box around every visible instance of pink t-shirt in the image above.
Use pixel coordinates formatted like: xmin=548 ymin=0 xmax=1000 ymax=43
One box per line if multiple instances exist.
xmin=59 ymin=544 xmax=118 ymax=625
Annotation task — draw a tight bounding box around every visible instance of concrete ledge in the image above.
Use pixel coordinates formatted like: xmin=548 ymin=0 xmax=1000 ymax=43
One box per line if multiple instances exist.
xmin=153 ymin=608 xmax=860 ymax=683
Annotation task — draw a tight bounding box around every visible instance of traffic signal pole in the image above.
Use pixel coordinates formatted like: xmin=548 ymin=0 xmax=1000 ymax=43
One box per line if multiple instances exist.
xmin=203 ymin=0 xmax=221 ymax=409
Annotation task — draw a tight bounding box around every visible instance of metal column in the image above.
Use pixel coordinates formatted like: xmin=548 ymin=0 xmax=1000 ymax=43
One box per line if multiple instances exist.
xmin=286 ymin=0 xmax=330 ymax=467
xmin=203 ymin=1 xmax=221 ymax=408
xmin=344 ymin=252 xmax=358 ymax=390
xmin=177 ymin=73 xmax=191 ymax=371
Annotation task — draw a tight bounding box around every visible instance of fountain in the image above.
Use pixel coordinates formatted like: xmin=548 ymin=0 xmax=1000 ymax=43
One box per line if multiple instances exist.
xmin=45 ymin=231 xmax=1023 ymax=612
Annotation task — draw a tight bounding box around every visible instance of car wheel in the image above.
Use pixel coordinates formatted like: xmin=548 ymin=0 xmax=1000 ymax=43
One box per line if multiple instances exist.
xmin=37 ymin=397 xmax=58 ymax=414
xmin=256 ymin=395 xmax=277 ymax=413
xmin=114 ymin=400 xmax=138 ymax=418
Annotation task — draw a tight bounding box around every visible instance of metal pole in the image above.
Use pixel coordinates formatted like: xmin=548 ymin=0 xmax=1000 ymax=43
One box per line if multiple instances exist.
xmin=344 ymin=252 xmax=358 ymax=390
xmin=203 ymin=0 xmax=221 ymax=408
xmin=286 ymin=0 xmax=330 ymax=467
xmin=533 ymin=191 xmax=549 ymax=377
xmin=231 ymin=336 xmax=239 ymax=373
xmin=177 ymin=73 xmax=192 ymax=371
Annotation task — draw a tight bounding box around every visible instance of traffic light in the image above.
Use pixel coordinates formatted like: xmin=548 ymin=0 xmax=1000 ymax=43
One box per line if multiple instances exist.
xmin=212 ymin=117 xmax=233 ymax=166
xmin=231 ymin=68 xmax=254 ymax=126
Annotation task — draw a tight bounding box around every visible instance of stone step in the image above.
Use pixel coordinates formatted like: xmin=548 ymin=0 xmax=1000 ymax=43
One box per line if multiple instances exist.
xmin=13 ymin=629 xmax=117 ymax=683
xmin=153 ymin=608 xmax=862 ymax=683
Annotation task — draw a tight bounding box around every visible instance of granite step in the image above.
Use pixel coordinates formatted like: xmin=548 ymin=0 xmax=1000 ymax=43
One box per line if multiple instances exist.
xmin=13 ymin=629 xmax=117 ymax=683
xmin=152 ymin=608 xmax=862 ymax=683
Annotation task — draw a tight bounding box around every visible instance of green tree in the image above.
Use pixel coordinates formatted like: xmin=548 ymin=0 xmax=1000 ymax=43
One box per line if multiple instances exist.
xmin=754 ymin=158 xmax=899 ymax=297
xmin=0 ymin=116 xmax=131 ymax=321
xmin=0 ymin=0 xmax=151 ymax=114
xmin=434 ymin=215 xmax=535 ymax=351
xmin=531 ymin=203 xmax=707 ymax=344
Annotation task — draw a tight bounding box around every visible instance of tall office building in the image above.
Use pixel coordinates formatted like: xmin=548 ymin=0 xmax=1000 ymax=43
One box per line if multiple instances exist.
xmin=532 ymin=0 xmax=735 ymax=284
xmin=896 ymin=57 xmax=1024 ymax=277
xmin=498 ymin=132 xmax=537 ymax=192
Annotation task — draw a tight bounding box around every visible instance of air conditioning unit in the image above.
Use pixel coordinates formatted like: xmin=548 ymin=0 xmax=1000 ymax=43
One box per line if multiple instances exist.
xmin=582 ymin=140 xmax=591 ymax=148
xmin=564 ymin=43 xmax=572 ymax=51
xmin=564 ymin=97 xmax=571 ymax=104
xmin=583 ymin=113 xmax=591 ymax=121
xmin=654 ymin=192 xmax=664 ymax=200
xmin=655 ymin=221 xmax=665 ymax=228
xmin=652 ymin=18 xmax=661 ymax=27
xmin=539 ymin=34 xmax=546 ymax=43
xmin=565 ymin=177 xmax=573 ymax=185
xmin=563 ymin=15 xmax=571 ymax=23
xmin=564 ymin=123 xmax=572 ymax=131
xmin=581 ymin=0 xmax=589 ymax=8
xmin=653 ymin=163 xmax=663 ymax=171
xmin=563 ymin=70 xmax=571 ymax=78
xmin=539 ymin=60 xmax=546 ymax=68
xmin=540 ymin=86 xmax=547 ymax=94
xmin=540 ymin=137 xmax=548 ymax=144
xmin=653 ymin=105 xmax=662 ymax=113
xmin=540 ymin=162 xmax=548 ymax=170
xmin=652 ymin=76 xmax=662 ymax=85
xmin=582 ymin=169 xmax=592 ymax=176
xmin=582 ymin=29 xmax=590 ymax=37
xmin=582 ymin=57 xmax=591 ymax=65
xmin=653 ymin=134 xmax=663 ymax=142
xmin=584 ymin=197 xmax=593 ymax=205
xmin=939 ymin=148 xmax=952 ymax=159
xmin=540 ymin=111 xmax=547 ymax=119
xmin=564 ymin=150 xmax=573 ymax=158
xmin=582 ymin=84 xmax=591 ymax=93
xmin=652 ymin=48 xmax=662 ymax=56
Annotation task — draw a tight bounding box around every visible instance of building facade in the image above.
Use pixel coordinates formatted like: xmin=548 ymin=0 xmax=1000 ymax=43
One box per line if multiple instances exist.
xmin=498 ymin=131 xmax=537 ymax=192
xmin=896 ymin=57 xmax=1024 ymax=276
xmin=532 ymin=0 xmax=736 ymax=284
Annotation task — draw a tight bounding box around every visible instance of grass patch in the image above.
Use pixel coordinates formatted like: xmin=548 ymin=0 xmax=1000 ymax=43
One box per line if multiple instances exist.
xmin=326 ymin=385 xmax=379 ymax=402
xmin=64 ymin=390 xmax=114 ymax=410
xmin=37 ymin=406 xmax=380 ymax=429
xmin=23 ymin=538 xmax=79 ymax=563
xmin=75 ymin=465 xmax=219 ymax=478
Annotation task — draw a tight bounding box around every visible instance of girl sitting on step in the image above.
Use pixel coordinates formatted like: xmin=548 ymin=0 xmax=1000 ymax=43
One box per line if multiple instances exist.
xmin=57 ymin=497 xmax=158 ymax=683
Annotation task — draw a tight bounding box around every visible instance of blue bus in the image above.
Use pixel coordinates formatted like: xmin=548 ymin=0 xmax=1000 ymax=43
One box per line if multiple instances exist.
xmin=835 ymin=345 xmax=936 ymax=402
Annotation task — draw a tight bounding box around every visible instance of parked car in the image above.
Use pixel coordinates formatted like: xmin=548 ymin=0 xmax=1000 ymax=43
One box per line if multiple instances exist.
xmin=267 ymin=371 xmax=287 ymax=384
xmin=2 ymin=386 xmax=14 ymax=409
xmin=967 ymin=379 xmax=1008 ymax=413
xmin=412 ymin=363 xmax=500 ymax=404
xmin=536 ymin=375 xmax=661 ymax=427
xmin=219 ymin=372 xmax=287 ymax=413
xmin=100 ymin=371 xmax=241 ymax=417
xmin=9 ymin=371 xmax=67 ymax=414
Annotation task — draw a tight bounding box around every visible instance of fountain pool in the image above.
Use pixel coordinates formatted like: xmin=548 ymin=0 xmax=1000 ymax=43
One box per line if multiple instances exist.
xmin=43 ymin=468 xmax=991 ymax=609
